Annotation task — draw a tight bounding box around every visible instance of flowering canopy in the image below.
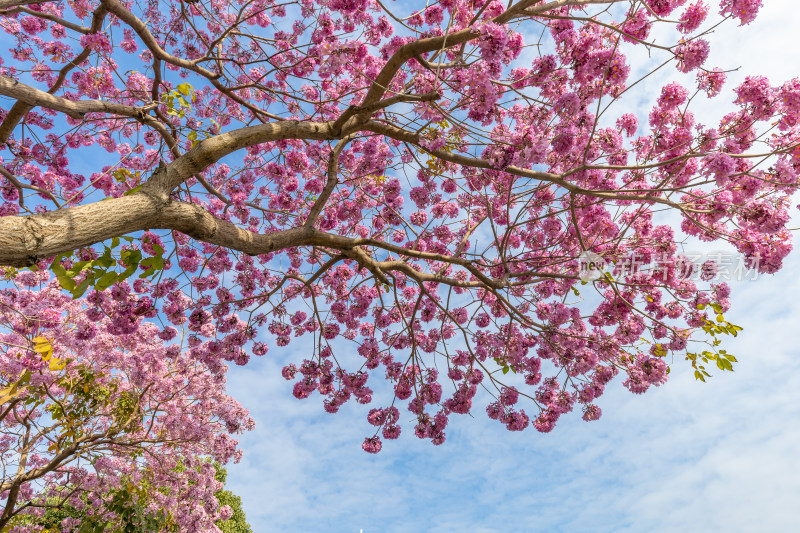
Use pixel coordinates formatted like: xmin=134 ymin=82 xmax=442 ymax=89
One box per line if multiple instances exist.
xmin=0 ymin=271 xmax=253 ymax=531
xmin=0 ymin=0 xmax=798 ymax=455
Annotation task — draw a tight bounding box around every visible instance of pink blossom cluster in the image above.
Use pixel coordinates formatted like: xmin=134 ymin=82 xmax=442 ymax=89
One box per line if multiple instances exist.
xmin=719 ymin=0 xmax=763 ymax=25
xmin=0 ymin=275 xmax=253 ymax=531
xmin=678 ymin=2 xmax=710 ymax=33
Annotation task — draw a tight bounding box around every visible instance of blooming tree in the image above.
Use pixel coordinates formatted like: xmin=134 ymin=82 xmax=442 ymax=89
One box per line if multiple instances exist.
xmin=30 ymin=462 xmax=253 ymax=532
xmin=0 ymin=271 xmax=254 ymax=531
xmin=0 ymin=0 xmax=798 ymax=454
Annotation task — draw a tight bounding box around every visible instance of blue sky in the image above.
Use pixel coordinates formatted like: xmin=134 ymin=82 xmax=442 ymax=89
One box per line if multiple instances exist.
xmin=224 ymin=250 xmax=800 ymax=532
xmin=222 ymin=2 xmax=800 ymax=532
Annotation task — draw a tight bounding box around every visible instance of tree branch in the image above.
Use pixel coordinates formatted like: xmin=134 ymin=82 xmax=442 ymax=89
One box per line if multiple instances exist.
xmin=0 ymin=76 xmax=157 ymax=120
xmin=304 ymin=135 xmax=355 ymax=228
xmin=0 ymin=0 xmax=50 ymax=9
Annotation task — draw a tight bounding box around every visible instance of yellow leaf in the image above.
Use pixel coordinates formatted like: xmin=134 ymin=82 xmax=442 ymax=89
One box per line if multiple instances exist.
xmin=0 ymin=383 xmax=19 ymax=405
xmin=32 ymin=336 xmax=49 ymax=349
xmin=49 ymin=358 xmax=67 ymax=371
xmin=33 ymin=336 xmax=53 ymax=361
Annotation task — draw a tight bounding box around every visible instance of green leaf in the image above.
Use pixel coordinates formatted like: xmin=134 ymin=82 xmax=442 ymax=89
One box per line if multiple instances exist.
xmin=66 ymin=260 xmax=91 ymax=277
xmin=49 ymin=250 xmax=73 ymax=267
xmin=139 ymin=256 xmax=164 ymax=278
xmin=120 ymin=249 xmax=143 ymax=271
xmin=694 ymin=370 xmax=706 ymax=382
xmin=51 ymin=263 xmax=77 ymax=291
xmin=117 ymin=265 xmax=136 ymax=282
xmin=123 ymin=184 xmax=144 ymax=196
xmin=72 ymin=277 xmax=92 ymax=299
xmin=94 ymin=249 xmax=114 ymax=268
xmin=177 ymin=83 xmax=192 ymax=96
xmin=95 ymin=271 xmax=118 ymax=291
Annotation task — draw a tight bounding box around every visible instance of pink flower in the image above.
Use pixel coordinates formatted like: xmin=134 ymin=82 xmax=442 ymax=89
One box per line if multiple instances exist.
xmin=734 ymin=75 xmax=776 ymax=117
xmin=674 ymin=39 xmax=710 ymax=72
xmin=719 ymin=0 xmax=763 ymax=25
xmin=551 ymin=127 xmax=577 ymax=154
xmin=582 ymin=404 xmax=602 ymax=421
xmin=382 ymin=424 xmax=401 ymax=439
xmin=677 ymin=2 xmax=709 ymax=33
xmin=658 ymin=82 xmax=689 ymax=109
xmin=697 ymin=68 xmax=726 ymax=97
xmin=616 ymin=113 xmax=639 ymax=137
xmin=79 ymin=33 xmax=112 ymax=54
xmin=361 ymin=436 xmax=382 ymax=453
xmin=621 ymin=9 xmax=652 ymax=44
xmin=646 ymin=0 xmax=681 ymax=17
xmin=409 ymin=210 xmax=428 ymax=226
xmin=499 ymin=386 xmax=519 ymax=406
xmin=121 ymin=29 xmax=138 ymax=53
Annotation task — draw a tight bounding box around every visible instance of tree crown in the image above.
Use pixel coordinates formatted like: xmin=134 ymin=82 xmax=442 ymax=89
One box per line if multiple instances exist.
xmin=0 ymin=0 xmax=797 ymax=454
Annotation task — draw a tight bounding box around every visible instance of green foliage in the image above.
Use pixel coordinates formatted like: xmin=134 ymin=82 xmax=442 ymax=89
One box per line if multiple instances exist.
xmin=493 ymin=357 xmax=516 ymax=375
xmin=112 ymin=390 xmax=143 ymax=433
xmin=159 ymin=82 xmax=217 ymax=149
xmin=214 ymin=466 xmax=253 ymax=533
xmin=161 ymin=82 xmax=195 ymax=119
xmin=48 ymin=236 xmax=164 ymax=299
xmin=19 ymin=463 xmax=252 ymax=533
xmin=28 ymin=484 xmax=175 ymax=533
xmin=687 ymin=303 xmax=743 ymax=382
